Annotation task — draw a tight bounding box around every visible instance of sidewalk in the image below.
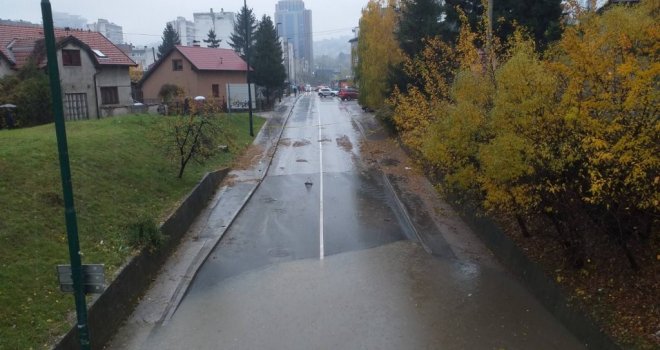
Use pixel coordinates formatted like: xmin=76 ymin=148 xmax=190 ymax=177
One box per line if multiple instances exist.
xmin=106 ymin=95 xmax=299 ymax=349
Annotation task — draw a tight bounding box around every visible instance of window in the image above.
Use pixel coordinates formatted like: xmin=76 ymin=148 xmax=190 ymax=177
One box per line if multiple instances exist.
xmin=172 ymin=59 xmax=183 ymax=71
xmin=62 ymin=49 xmax=81 ymax=66
xmin=100 ymin=87 xmax=119 ymax=105
xmin=92 ymin=49 xmax=106 ymax=58
xmin=212 ymin=84 xmax=219 ymax=98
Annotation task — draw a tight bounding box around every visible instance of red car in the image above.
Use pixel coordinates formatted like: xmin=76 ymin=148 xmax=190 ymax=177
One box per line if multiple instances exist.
xmin=338 ymin=87 xmax=359 ymax=101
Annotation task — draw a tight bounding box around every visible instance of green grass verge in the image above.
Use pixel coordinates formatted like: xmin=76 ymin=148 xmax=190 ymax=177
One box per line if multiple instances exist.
xmin=0 ymin=113 xmax=264 ymax=349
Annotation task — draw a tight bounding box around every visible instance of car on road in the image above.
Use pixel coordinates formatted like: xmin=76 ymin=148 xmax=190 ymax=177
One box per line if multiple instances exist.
xmin=318 ymin=88 xmax=336 ymax=98
xmin=338 ymin=88 xmax=359 ymax=101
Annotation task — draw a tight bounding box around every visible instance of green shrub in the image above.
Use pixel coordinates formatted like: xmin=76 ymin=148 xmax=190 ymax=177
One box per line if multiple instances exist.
xmin=0 ymin=61 xmax=52 ymax=128
xmin=126 ymin=217 xmax=164 ymax=252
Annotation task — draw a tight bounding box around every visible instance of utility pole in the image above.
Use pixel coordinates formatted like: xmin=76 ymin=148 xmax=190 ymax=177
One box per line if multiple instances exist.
xmin=40 ymin=1 xmax=91 ymax=349
xmin=244 ymin=0 xmax=254 ymax=137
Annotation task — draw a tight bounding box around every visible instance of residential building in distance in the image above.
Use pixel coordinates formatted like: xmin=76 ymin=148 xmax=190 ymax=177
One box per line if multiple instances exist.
xmin=280 ymin=38 xmax=295 ymax=85
xmin=193 ymin=8 xmax=235 ymax=49
xmin=118 ymin=44 xmax=157 ymax=71
xmin=0 ymin=23 xmax=136 ymax=120
xmin=140 ymin=45 xmax=249 ymax=104
xmin=87 ymin=19 xmax=123 ymax=44
xmin=169 ymin=16 xmax=196 ymax=47
xmin=275 ymin=0 xmax=313 ymax=75
xmin=52 ymin=12 xmax=87 ymax=29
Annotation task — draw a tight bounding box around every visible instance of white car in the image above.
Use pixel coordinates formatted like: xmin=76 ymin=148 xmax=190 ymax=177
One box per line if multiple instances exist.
xmin=318 ymin=88 xmax=335 ymax=98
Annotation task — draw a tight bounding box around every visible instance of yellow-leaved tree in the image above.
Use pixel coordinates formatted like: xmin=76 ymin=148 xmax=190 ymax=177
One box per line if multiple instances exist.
xmin=479 ymin=33 xmax=587 ymax=254
xmin=356 ymin=0 xmax=403 ymax=111
xmin=410 ymin=12 xmax=496 ymax=194
xmin=390 ymin=37 xmax=458 ymax=154
xmin=552 ymin=0 xmax=659 ymax=268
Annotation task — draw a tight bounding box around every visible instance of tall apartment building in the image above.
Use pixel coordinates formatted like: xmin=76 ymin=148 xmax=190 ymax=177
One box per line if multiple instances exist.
xmin=274 ymin=0 xmax=313 ymax=74
xmin=193 ymin=8 xmax=235 ymax=49
xmin=88 ymin=19 xmax=123 ymax=44
xmin=169 ymin=17 xmax=196 ymax=46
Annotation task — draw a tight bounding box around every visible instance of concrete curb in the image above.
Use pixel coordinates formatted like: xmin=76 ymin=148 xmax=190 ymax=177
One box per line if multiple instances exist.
xmin=352 ymin=117 xmax=433 ymax=255
xmin=54 ymin=168 xmax=230 ymax=350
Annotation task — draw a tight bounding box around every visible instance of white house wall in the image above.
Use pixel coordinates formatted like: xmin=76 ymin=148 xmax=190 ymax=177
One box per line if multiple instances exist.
xmin=58 ymin=42 xmax=99 ymax=119
xmin=96 ymin=65 xmax=132 ymax=106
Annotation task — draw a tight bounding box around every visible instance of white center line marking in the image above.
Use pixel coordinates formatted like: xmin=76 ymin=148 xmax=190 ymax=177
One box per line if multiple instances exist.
xmin=318 ymin=97 xmax=325 ymax=260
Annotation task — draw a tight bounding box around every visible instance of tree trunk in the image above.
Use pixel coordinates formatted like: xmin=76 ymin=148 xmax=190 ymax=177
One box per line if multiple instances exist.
xmin=515 ymin=214 xmax=531 ymax=238
xmin=619 ymin=237 xmax=639 ymax=270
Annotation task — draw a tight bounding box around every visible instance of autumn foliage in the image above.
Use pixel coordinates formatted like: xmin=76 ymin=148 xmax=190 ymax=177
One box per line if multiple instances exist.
xmin=389 ymin=1 xmax=659 ymax=272
xmin=356 ymin=0 xmax=404 ymax=110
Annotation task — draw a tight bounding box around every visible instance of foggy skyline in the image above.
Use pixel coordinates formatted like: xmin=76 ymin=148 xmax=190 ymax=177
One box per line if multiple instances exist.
xmin=0 ymin=0 xmax=367 ymax=46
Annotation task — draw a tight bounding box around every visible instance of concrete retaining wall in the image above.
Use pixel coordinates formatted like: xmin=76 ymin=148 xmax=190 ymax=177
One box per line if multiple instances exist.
xmin=457 ymin=205 xmax=621 ymax=350
xmin=54 ymin=168 xmax=230 ymax=350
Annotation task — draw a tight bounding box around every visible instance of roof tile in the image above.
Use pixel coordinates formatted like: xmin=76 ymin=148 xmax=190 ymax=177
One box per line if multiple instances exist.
xmin=176 ymin=45 xmax=249 ymax=71
xmin=0 ymin=23 xmax=135 ymax=69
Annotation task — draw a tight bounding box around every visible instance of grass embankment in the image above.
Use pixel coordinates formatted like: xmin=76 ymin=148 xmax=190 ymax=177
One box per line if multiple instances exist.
xmin=0 ymin=113 xmax=264 ymax=349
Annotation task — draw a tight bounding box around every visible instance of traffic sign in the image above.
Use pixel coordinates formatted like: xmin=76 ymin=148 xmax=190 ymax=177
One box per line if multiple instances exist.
xmin=57 ymin=264 xmax=105 ymax=294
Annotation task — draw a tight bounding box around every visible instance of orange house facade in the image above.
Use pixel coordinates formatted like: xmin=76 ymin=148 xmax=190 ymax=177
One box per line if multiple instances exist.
xmin=140 ymin=45 xmax=249 ymax=104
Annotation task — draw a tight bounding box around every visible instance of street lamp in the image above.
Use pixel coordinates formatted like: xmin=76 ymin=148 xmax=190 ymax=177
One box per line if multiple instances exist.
xmin=244 ymin=0 xmax=254 ymax=136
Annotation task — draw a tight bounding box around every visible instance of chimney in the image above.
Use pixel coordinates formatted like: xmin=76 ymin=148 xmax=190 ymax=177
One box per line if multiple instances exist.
xmin=193 ymin=40 xmax=200 ymax=47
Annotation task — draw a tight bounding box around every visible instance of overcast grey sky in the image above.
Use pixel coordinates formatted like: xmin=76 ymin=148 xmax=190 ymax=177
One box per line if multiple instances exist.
xmin=1 ymin=0 xmax=367 ymax=45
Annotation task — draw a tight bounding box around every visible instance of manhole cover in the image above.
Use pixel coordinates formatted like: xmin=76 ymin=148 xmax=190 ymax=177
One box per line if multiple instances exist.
xmin=268 ymin=248 xmax=290 ymax=258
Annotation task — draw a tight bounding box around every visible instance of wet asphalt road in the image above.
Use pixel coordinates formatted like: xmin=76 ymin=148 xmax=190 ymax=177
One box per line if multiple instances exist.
xmin=139 ymin=94 xmax=584 ymax=349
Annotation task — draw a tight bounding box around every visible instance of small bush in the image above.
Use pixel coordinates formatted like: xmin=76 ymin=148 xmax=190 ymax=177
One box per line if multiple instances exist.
xmin=158 ymin=83 xmax=184 ymax=103
xmin=374 ymin=105 xmax=396 ymax=133
xmin=126 ymin=217 xmax=164 ymax=252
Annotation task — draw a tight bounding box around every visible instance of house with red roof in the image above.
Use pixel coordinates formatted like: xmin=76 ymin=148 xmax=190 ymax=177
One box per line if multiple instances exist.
xmin=140 ymin=45 xmax=249 ymax=105
xmin=0 ymin=23 xmax=136 ymax=120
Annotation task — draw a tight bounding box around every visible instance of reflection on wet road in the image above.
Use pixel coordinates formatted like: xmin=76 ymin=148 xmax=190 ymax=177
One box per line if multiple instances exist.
xmin=144 ymin=95 xmax=584 ymax=349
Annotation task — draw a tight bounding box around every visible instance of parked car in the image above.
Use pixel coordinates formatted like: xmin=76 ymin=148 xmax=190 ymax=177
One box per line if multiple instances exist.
xmin=318 ymin=88 xmax=335 ymax=98
xmin=338 ymin=88 xmax=359 ymax=101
